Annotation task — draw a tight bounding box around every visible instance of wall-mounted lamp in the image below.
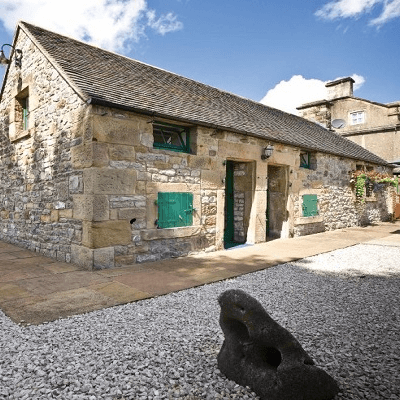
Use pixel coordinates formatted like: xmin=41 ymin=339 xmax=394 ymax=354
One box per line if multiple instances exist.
xmin=261 ymin=144 xmax=274 ymax=160
xmin=0 ymin=44 xmax=22 ymax=67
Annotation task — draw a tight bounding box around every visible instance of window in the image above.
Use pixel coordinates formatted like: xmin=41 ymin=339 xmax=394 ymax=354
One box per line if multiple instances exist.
xmin=153 ymin=122 xmax=190 ymax=153
xmin=302 ymin=194 xmax=318 ymax=217
xmin=157 ymin=192 xmax=193 ymax=228
xmin=21 ymin=96 xmax=29 ymax=130
xmin=300 ymin=152 xmax=310 ymax=169
xmin=366 ymin=180 xmax=374 ymax=197
xmin=350 ymin=111 xmax=365 ymax=125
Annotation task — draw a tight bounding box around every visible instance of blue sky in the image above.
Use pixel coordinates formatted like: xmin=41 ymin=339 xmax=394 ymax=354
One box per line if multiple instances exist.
xmin=0 ymin=0 xmax=399 ymax=114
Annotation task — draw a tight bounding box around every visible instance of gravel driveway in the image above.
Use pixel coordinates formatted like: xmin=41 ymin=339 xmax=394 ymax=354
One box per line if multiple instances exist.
xmin=1 ymin=243 xmax=399 ymax=400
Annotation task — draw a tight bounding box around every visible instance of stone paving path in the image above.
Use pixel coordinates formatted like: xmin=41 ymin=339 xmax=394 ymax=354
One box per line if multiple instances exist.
xmin=0 ymin=221 xmax=399 ymax=325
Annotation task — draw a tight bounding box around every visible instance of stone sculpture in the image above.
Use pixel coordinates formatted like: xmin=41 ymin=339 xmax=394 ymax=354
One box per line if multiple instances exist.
xmin=217 ymin=289 xmax=339 ymax=400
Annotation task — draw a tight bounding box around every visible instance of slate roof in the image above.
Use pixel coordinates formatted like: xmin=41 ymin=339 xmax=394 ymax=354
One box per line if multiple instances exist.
xmin=15 ymin=22 xmax=390 ymax=165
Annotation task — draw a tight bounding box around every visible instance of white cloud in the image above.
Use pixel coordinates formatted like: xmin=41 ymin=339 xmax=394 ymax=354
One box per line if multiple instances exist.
xmin=0 ymin=0 xmax=183 ymax=53
xmin=315 ymin=0 xmax=400 ymax=26
xmin=260 ymin=74 xmax=365 ymax=115
xmin=370 ymin=0 xmax=400 ymax=25
xmin=147 ymin=10 xmax=183 ymax=35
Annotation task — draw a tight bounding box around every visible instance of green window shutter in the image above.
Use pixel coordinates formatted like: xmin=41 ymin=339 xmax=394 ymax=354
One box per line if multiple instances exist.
xmin=302 ymin=194 xmax=318 ymax=217
xmin=157 ymin=192 xmax=193 ymax=228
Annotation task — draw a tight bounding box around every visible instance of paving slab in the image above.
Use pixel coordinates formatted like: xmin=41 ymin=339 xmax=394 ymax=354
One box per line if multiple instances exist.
xmin=0 ymin=221 xmax=399 ymax=325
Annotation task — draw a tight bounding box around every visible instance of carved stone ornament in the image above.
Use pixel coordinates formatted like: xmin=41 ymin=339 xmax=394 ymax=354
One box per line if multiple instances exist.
xmin=217 ymin=289 xmax=339 ymax=400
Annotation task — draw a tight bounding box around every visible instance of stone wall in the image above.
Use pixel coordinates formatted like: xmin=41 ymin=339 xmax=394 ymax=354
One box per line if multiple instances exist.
xmin=69 ymin=106 xmax=272 ymax=268
xmin=292 ymin=153 xmax=393 ymax=237
xmin=0 ymin=29 xmax=86 ymax=261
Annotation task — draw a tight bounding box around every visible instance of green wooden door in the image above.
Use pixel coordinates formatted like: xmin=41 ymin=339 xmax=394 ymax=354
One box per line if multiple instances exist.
xmin=157 ymin=192 xmax=193 ymax=228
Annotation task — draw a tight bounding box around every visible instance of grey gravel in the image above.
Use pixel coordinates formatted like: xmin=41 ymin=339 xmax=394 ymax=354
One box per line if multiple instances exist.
xmin=1 ymin=243 xmax=399 ymax=399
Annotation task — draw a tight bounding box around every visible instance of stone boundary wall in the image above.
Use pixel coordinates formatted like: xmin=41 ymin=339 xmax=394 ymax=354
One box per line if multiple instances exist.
xmin=0 ymin=30 xmax=86 ymax=262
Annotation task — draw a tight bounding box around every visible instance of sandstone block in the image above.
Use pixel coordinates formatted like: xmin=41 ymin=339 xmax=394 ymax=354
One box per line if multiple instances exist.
xmin=73 ymin=195 xmax=109 ymax=221
xmin=118 ymin=208 xmax=146 ymax=220
xmin=50 ymin=210 xmax=59 ymax=222
xmin=92 ymin=114 xmax=149 ymax=145
xmin=201 ymin=170 xmax=224 ymax=190
xmin=83 ymin=168 xmax=136 ymax=195
xmin=218 ymin=289 xmax=339 ymax=400
xmin=109 ymin=144 xmax=135 ymax=161
xmin=40 ymin=214 xmax=51 ymax=223
xmin=71 ymin=142 xmax=108 ymax=168
xmin=83 ymin=220 xmax=132 ymax=248
xmin=59 ymin=209 xmax=73 ymax=219
xmin=218 ymin=141 xmax=260 ymax=160
xmin=1 ymin=210 xmax=10 ymax=219
xmin=187 ymin=155 xmax=212 ymax=170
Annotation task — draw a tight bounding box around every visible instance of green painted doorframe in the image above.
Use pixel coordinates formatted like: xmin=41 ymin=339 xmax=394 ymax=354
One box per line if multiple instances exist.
xmin=224 ymin=160 xmax=246 ymax=249
xmin=224 ymin=160 xmax=234 ymax=248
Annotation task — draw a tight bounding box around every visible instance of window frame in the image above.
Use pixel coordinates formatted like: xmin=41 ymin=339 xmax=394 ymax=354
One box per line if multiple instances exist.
xmin=21 ymin=96 xmax=29 ymax=131
xmin=300 ymin=151 xmax=310 ymax=169
xmin=153 ymin=121 xmax=190 ymax=153
xmin=350 ymin=111 xmax=365 ymax=125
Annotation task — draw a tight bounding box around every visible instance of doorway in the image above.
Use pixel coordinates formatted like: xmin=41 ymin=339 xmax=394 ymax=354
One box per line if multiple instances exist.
xmin=224 ymin=160 xmax=253 ymax=249
xmin=267 ymin=165 xmax=288 ymax=240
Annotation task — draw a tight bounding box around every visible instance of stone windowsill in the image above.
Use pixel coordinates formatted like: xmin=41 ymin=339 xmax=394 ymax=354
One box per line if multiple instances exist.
xmin=9 ymin=126 xmax=34 ymax=142
xmin=141 ymin=225 xmax=201 ymax=241
xmin=295 ymin=215 xmax=324 ymax=225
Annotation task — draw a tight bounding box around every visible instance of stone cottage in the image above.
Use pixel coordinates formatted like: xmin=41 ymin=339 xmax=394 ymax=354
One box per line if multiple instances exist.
xmin=0 ymin=22 xmax=395 ymax=269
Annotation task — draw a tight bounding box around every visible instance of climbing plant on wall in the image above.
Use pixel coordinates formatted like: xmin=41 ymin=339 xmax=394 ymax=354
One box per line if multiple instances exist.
xmin=350 ymin=170 xmax=397 ymax=202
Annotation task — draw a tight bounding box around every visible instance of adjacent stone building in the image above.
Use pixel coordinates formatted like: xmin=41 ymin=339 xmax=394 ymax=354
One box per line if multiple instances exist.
xmin=297 ymin=77 xmax=400 ymax=167
xmin=0 ymin=22 xmax=395 ymax=269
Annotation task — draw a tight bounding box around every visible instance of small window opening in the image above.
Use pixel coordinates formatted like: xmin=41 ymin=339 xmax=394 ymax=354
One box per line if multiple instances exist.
xmin=300 ymin=152 xmax=310 ymax=169
xmin=21 ymin=96 xmax=29 ymax=130
xmin=153 ymin=122 xmax=190 ymax=153
xmin=366 ymin=181 xmax=374 ymax=197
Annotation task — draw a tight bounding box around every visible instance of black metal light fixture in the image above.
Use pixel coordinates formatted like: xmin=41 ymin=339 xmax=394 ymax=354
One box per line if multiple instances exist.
xmin=0 ymin=44 xmax=22 ymax=67
xmin=261 ymin=144 xmax=274 ymax=160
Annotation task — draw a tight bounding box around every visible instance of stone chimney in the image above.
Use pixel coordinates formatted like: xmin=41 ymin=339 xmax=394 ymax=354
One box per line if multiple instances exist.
xmin=325 ymin=77 xmax=354 ymax=100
